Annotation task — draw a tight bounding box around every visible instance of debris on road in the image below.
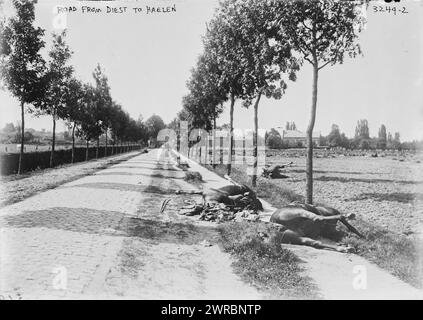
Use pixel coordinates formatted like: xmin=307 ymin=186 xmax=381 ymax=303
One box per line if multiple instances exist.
xmin=184 ymin=171 xmax=203 ymax=182
xmin=177 ymin=161 xmax=190 ymax=170
xmin=160 ymin=198 xmax=172 ymax=213
xmin=179 ymin=202 xmax=260 ymax=223
xmin=177 ymin=185 xmax=262 ymax=223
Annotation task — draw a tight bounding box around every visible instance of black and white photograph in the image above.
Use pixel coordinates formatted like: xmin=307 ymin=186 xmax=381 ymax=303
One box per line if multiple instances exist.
xmin=0 ymin=0 xmax=422 ymax=305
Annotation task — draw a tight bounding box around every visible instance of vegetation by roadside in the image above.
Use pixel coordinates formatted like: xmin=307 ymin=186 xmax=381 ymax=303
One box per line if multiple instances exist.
xmin=218 ymin=220 xmax=319 ymax=299
xmin=193 ymin=164 xmax=318 ymax=298
xmin=341 ymin=219 xmax=423 ymax=288
xmin=0 ymin=151 xmax=142 ymax=208
xmin=207 ymin=164 xmax=423 ymax=289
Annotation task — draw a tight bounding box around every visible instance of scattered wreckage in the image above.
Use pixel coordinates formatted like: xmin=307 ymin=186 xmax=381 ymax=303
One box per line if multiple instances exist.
xmin=182 ymin=183 xmax=263 ymax=223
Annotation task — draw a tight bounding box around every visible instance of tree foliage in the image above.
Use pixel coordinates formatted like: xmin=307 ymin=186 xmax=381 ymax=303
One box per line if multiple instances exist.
xmin=266 ymin=128 xmax=283 ymax=149
xmin=0 ymin=0 xmax=46 ymax=173
xmin=378 ymin=124 xmax=387 ymax=149
xmin=285 ymin=122 xmax=297 ymax=131
xmin=0 ymin=0 xmax=46 ymax=104
xmin=145 ymin=114 xmax=166 ymax=143
xmin=39 ymin=31 xmax=73 ymax=115
xmin=355 ymin=119 xmax=370 ymax=140
xmin=274 ymin=0 xmax=366 ymax=203
xmin=327 ymin=124 xmax=342 ymax=147
xmin=203 ymin=0 xmax=299 ymax=183
xmin=182 ymin=53 xmax=226 ymax=131
xmin=37 ymin=30 xmax=73 ymax=166
xmin=0 ymin=1 xmax=147 ymax=171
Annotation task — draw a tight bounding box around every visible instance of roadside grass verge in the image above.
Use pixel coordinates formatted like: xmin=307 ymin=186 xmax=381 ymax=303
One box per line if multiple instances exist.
xmin=202 ymin=164 xmax=318 ymax=298
xmin=207 ymin=164 xmax=423 ymax=289
xmin=341 ymin=218 xmax=423 ymax=288
xmin=218 ymin=220 xmax=319 ymax=299
xmin=0 ymin=151 xmax=142 ymax=208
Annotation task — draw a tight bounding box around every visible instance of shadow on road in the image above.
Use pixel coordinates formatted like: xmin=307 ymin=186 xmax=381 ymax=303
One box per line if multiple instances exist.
xmin=2 ymin=206 xmax=219 ymax=246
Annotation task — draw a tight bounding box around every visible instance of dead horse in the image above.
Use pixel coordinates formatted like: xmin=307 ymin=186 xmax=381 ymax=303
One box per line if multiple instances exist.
xmin=270 ymin=203 xmax=363 ymax=253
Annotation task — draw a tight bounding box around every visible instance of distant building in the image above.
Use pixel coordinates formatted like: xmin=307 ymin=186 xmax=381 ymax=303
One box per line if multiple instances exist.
xmin=275 ymin=128 xmax=321 ymax=147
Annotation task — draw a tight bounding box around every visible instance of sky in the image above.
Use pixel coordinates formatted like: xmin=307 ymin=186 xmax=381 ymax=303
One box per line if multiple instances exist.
xmin=0 ymin=0 xmax=422 ymax=141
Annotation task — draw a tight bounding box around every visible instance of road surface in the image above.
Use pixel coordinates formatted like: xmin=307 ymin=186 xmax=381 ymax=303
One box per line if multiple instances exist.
xmin=0 ymin=148 xmax=260 ymax=299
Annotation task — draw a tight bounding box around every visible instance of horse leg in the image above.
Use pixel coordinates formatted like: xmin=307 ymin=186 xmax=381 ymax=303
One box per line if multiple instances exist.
xmin=298 ymin=206 xmax=363 ymax=238
xmin=280 ymin=230 xmax=352 ymax=253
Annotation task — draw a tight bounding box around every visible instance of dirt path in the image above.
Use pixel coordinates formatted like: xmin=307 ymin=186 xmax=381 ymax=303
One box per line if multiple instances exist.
xmin=179 ymin=151 xmax=423 ymax=300
xmin=0 ymin=148 xmax=260 ymax=299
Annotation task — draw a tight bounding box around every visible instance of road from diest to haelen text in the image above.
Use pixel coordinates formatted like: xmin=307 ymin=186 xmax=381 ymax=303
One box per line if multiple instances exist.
xmin=0 ymin=148 xmax=422 ymax=299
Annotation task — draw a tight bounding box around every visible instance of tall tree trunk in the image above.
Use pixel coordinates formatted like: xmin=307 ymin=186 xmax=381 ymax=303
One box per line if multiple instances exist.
xmin=96 ymin=137 xmax=99 ymax=159
xmin=252 ymin=92 xmax=262 ymax=187
xmin=227 ymin=92 xmax=235 ymax=175
xmin=213 ymin=113 xmax=217 ymax=168
xmin=50 ymin=111 xmax=56 ymax=168
xmin=105 ymin=129 xmax=108 ymax=157
xmin=86 ymin=139 xmax=89 ymax=161
xmin=18 ymin=101 xmax=25 ymax=174
xmin=306 ymin=60 xmax=319 ymax=204
xmin=71 ymin=123 xmax=76 ymax=164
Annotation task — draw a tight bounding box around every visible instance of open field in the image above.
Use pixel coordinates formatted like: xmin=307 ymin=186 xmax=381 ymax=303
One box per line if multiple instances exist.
xmin=265 ymin=149 xmax=423 ymax=237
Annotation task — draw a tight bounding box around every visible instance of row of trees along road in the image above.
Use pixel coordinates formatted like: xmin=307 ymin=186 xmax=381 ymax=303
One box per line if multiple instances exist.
xmin=0 ymin=0 xmax=153 ymax=174
xmin=176 ymin=0 xmax=366 ymax=204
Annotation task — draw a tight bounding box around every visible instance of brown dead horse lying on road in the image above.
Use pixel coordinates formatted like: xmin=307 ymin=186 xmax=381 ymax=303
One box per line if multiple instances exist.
xmin=201 ymin=184 xmax=263 ymax=210
xmin=270 ymin=202 xmax=362 ymax=253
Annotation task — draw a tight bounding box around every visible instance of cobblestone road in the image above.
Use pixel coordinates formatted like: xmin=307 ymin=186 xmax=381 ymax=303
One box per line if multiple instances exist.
xmin=0 ymin=148 xmax=260 ymax=299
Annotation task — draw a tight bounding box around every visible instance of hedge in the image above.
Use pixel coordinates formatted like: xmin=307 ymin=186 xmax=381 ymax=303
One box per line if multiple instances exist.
xmin=0 ymin=144 xmax=141 ymax=176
